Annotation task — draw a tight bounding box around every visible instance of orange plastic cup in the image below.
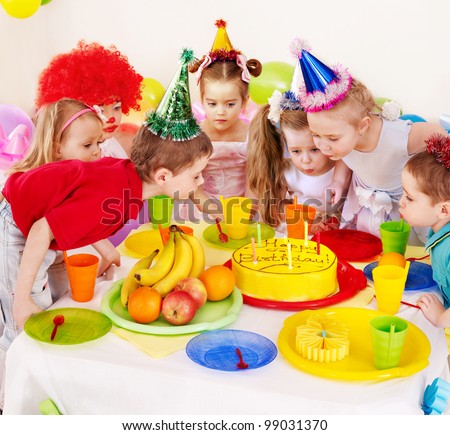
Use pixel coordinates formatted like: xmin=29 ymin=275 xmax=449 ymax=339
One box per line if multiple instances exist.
xmin=285 ymin=203 xmax=316 ymax=239
xmin=65 ymin=253 xmax=99 ymax=302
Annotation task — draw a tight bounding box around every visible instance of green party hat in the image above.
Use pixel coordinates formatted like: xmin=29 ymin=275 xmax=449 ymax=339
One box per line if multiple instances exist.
xmin=145 ymin=49 xmax=201 ymax=141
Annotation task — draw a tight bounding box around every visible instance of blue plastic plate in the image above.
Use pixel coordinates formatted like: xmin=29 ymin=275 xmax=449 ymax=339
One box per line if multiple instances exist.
xmin=186 ymin=329 xmax=277 ymax=371
xmin=364 ymin=261 xmax=437 ymax=291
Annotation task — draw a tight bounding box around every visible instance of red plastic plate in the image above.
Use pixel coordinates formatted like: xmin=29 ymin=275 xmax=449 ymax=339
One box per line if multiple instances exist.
xmin=224 ymin=259 xmax=367 ymax=311
xmin=311 ymin=229 xmax=382 ymax=261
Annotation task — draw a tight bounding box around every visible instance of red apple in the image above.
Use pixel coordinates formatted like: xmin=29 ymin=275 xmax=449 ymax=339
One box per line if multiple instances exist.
xmin=161 ymin=291 xmax=197 ymax=325
xmin=173 ymin=277 xmax=208 ymax=309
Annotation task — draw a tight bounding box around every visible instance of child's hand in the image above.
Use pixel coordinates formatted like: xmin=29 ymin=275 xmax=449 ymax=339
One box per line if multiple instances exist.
xmin=325 ymin=181 xmax=346 ymax=205
xmin=12 ymin=295 xmax=42 ymax=330
xmin=98 ymin=248 xmax=121 ymax=276
xmin=92 ymin=239 xmax=121 ymax=276
xmin=417 ymin=293 xmax=446 ymax=327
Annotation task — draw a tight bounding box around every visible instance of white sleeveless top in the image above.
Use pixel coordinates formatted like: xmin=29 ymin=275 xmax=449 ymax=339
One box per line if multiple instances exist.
xmin=284 ymin=160 xmax=335 ymax=214
xmin=340 ymin=118 xmax=426 ymax=243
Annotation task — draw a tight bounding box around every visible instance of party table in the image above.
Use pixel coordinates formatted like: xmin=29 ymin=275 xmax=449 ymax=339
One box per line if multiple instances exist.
xmin=3 ymin=223 xmax=449 ymax=415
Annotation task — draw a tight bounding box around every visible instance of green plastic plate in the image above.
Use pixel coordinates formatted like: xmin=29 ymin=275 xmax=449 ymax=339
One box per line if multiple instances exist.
xmin=203 ymin=222 xmax=275 ymax=250
xmin=101 ymin=279 xmax=243 ymax=335
xmin=24 ymin=307 xmax=112 ymax=345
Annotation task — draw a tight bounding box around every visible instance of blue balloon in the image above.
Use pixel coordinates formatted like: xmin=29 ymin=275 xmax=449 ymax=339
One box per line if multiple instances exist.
xmin=400 ymin=113 xmax=427 ymax=123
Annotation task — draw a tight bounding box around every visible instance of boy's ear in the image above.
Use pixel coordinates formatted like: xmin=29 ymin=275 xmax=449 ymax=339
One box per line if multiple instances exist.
xmin=153 ymin=168 xmax=173 ymax=185
xmin=437 ymin=201 xmax=450 ymax=219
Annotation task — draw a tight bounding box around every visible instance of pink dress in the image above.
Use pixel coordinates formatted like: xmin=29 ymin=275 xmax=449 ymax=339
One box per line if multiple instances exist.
xmin=175 ymin=139 xmax=247 ymax=222
xmin=202 ymin=140 xmax=247 ymax=198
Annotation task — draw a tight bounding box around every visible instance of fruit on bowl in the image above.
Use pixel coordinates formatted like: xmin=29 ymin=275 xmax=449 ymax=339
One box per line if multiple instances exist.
xmin=127 ymin=286 xmax=162 ymax=324
xmin=199 ymin=265 xmax=236 ymax=301
xmin=134 ymin=225 xmax=205 ymax=297
xmin=173 ymin=277 xmax=207 ymax=309
xmin=161 ymin=290 xmax=197 ymax=325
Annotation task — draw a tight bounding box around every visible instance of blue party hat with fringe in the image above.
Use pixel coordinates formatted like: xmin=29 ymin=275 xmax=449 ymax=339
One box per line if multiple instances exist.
xmin=289 ymin=38 xmax=352 ymax=113
xmin=145 ymin=49 xmax=201 ymax=141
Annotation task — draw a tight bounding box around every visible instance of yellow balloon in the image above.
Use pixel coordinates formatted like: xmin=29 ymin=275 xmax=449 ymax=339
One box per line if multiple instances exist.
xmin=140 ymin=77 xmax=165 ymax=112
xmin=2 ymin=0 xmax=41 ymax=18
xmin=126 ymin=78 xmax=165 ymax=124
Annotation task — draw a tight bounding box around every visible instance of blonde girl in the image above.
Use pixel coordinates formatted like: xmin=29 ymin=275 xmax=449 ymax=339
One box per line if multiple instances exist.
xmin=4 ymin=98 xmax=120 ymax=296
xmin=292 ymin=38 xmax=446 ymax=244
xmin=246 ymin=92 xmax=347 ymax=234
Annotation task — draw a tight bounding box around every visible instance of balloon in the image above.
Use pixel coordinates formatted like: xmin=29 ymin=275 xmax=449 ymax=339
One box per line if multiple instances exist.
xmin=1 ymin=0 xmax=41 ymax=18
xmin=400 ymin=114 xmax=427 ymax=123
xmin=0 ymin=104 xmax=34 ymax=138
xmin=124 ymin=78 xmax=165 ymax=124
xmin=249 ymin=62 xmax=294 ymax=105
xmin=41 ymin=0 xmax=52 ymax=4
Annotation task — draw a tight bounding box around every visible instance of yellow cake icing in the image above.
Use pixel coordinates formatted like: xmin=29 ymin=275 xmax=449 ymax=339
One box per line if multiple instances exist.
xmin=232 ymin=238 xmax=338 ymax=302
xmin=296 ymin=314 xmax=349 ymax=363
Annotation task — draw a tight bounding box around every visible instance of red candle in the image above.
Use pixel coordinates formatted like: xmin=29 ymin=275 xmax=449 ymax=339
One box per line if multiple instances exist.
xmin=317 ymin=231 xmax=321 ymax=255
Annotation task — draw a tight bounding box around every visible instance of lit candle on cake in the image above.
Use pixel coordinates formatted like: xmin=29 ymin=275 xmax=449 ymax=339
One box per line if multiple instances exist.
xmin=287 ymin=242 xmax=293 ymax=269
xmin=251 ymin=237 xmax=257 ymax=264
xmin=304 ymin=220 xmax=309 ymax=247
xmin=256 ymin=223 xmax=262 ymax=247
xmin=317 ymin=231 xmax=321 ymax=255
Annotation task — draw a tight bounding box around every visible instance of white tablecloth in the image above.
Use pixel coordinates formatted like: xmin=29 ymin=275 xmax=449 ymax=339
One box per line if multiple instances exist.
xmin=3 ymin=231 xmax=449 ymax=415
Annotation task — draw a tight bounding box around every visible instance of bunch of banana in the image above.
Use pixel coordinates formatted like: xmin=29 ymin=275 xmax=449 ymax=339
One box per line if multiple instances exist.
xmin=120 ymin=248 xmax=159 ymax=307
xmin=134 ymin=226 xmax=205 ymax=297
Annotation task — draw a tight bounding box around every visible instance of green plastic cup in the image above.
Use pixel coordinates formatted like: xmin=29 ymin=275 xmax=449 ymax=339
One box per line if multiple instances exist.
xmin=148 ymin=195 xmax=174 ymax=229
xmin=370 ymin=316 xmax=408 ymax=370
xmin=379 ymin=221 xmax=411 ymax=255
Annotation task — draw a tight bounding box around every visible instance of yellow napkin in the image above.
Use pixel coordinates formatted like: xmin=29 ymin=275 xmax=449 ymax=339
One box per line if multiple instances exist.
xmin=113 ymin=326 xmax=198 ymax=358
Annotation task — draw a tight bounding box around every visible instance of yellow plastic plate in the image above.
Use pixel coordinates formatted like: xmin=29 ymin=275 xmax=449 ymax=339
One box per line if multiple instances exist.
xmin=124 ymin=230 xmax=164 ymax=258
xmin=278 ymin=307 xmax=430 ymax=381
xmin=101 ymin=279 xmax=243 ymax=335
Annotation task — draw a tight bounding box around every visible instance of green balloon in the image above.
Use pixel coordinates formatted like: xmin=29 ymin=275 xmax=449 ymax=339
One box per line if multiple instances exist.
xmin=249 ymin=61 xmax=294 ymax=105
xmin=41 ymin=0 xmax=52 ymax=5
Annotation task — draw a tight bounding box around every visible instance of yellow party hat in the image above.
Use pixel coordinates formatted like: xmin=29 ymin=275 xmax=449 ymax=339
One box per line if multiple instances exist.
xmin=211 ymin=19 xmax=234 ymax=53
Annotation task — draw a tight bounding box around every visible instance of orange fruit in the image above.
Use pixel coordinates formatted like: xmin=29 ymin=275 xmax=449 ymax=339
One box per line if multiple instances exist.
xmin=127 ymin=286 xmax=162 ymax=324
xmin=199 ymin=265 xmax=235 ymax=301
xmin=378 ymin=252 xmax=406 ymax=268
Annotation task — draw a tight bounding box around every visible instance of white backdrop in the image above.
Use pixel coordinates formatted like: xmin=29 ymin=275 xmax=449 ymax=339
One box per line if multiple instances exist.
xmin=0 ymin=0 xmax=449 ymax=121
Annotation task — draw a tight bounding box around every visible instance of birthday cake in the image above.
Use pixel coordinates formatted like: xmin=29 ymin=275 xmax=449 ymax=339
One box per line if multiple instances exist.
xmin=231 ymin=238 xmax=338 ymax=302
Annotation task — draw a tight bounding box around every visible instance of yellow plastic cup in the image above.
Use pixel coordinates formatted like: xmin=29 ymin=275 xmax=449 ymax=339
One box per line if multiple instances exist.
xmin=372 ymin=265 xmax=407 ymax=314
xmin=370 ymin=316 xmax=408 ymax=369
xmin=285 ymin=203 xmax=316 ymax=239
xmin=220 ymin=196 xmax=252 ymax=240
xmin=65 ymin=253 xmax=99 ymax=302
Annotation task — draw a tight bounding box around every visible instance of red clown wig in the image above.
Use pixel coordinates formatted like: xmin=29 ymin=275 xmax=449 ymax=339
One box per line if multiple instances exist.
xmin=36 ymin=41 xmax=143 ymax=115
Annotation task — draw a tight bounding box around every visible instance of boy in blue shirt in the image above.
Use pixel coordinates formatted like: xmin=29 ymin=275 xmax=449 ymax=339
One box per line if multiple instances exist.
xmin=400 ymin=133 xmax=450 ymax=327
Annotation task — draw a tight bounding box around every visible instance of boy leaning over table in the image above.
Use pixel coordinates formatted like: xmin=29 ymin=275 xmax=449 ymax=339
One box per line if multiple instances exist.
xmin=399 ymin=133 xmax=450 ymax=335
xmin=0 ymin=48 xmax=212 ymax=410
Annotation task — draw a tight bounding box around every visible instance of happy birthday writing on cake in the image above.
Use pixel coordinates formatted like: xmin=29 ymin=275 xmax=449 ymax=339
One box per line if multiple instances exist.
xmin=237 ymin=238 xmax=331 ymax=268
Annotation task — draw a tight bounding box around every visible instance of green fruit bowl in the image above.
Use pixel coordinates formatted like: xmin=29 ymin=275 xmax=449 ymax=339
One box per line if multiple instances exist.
xmin=101 ymin=279 xmax=243 ymax=335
